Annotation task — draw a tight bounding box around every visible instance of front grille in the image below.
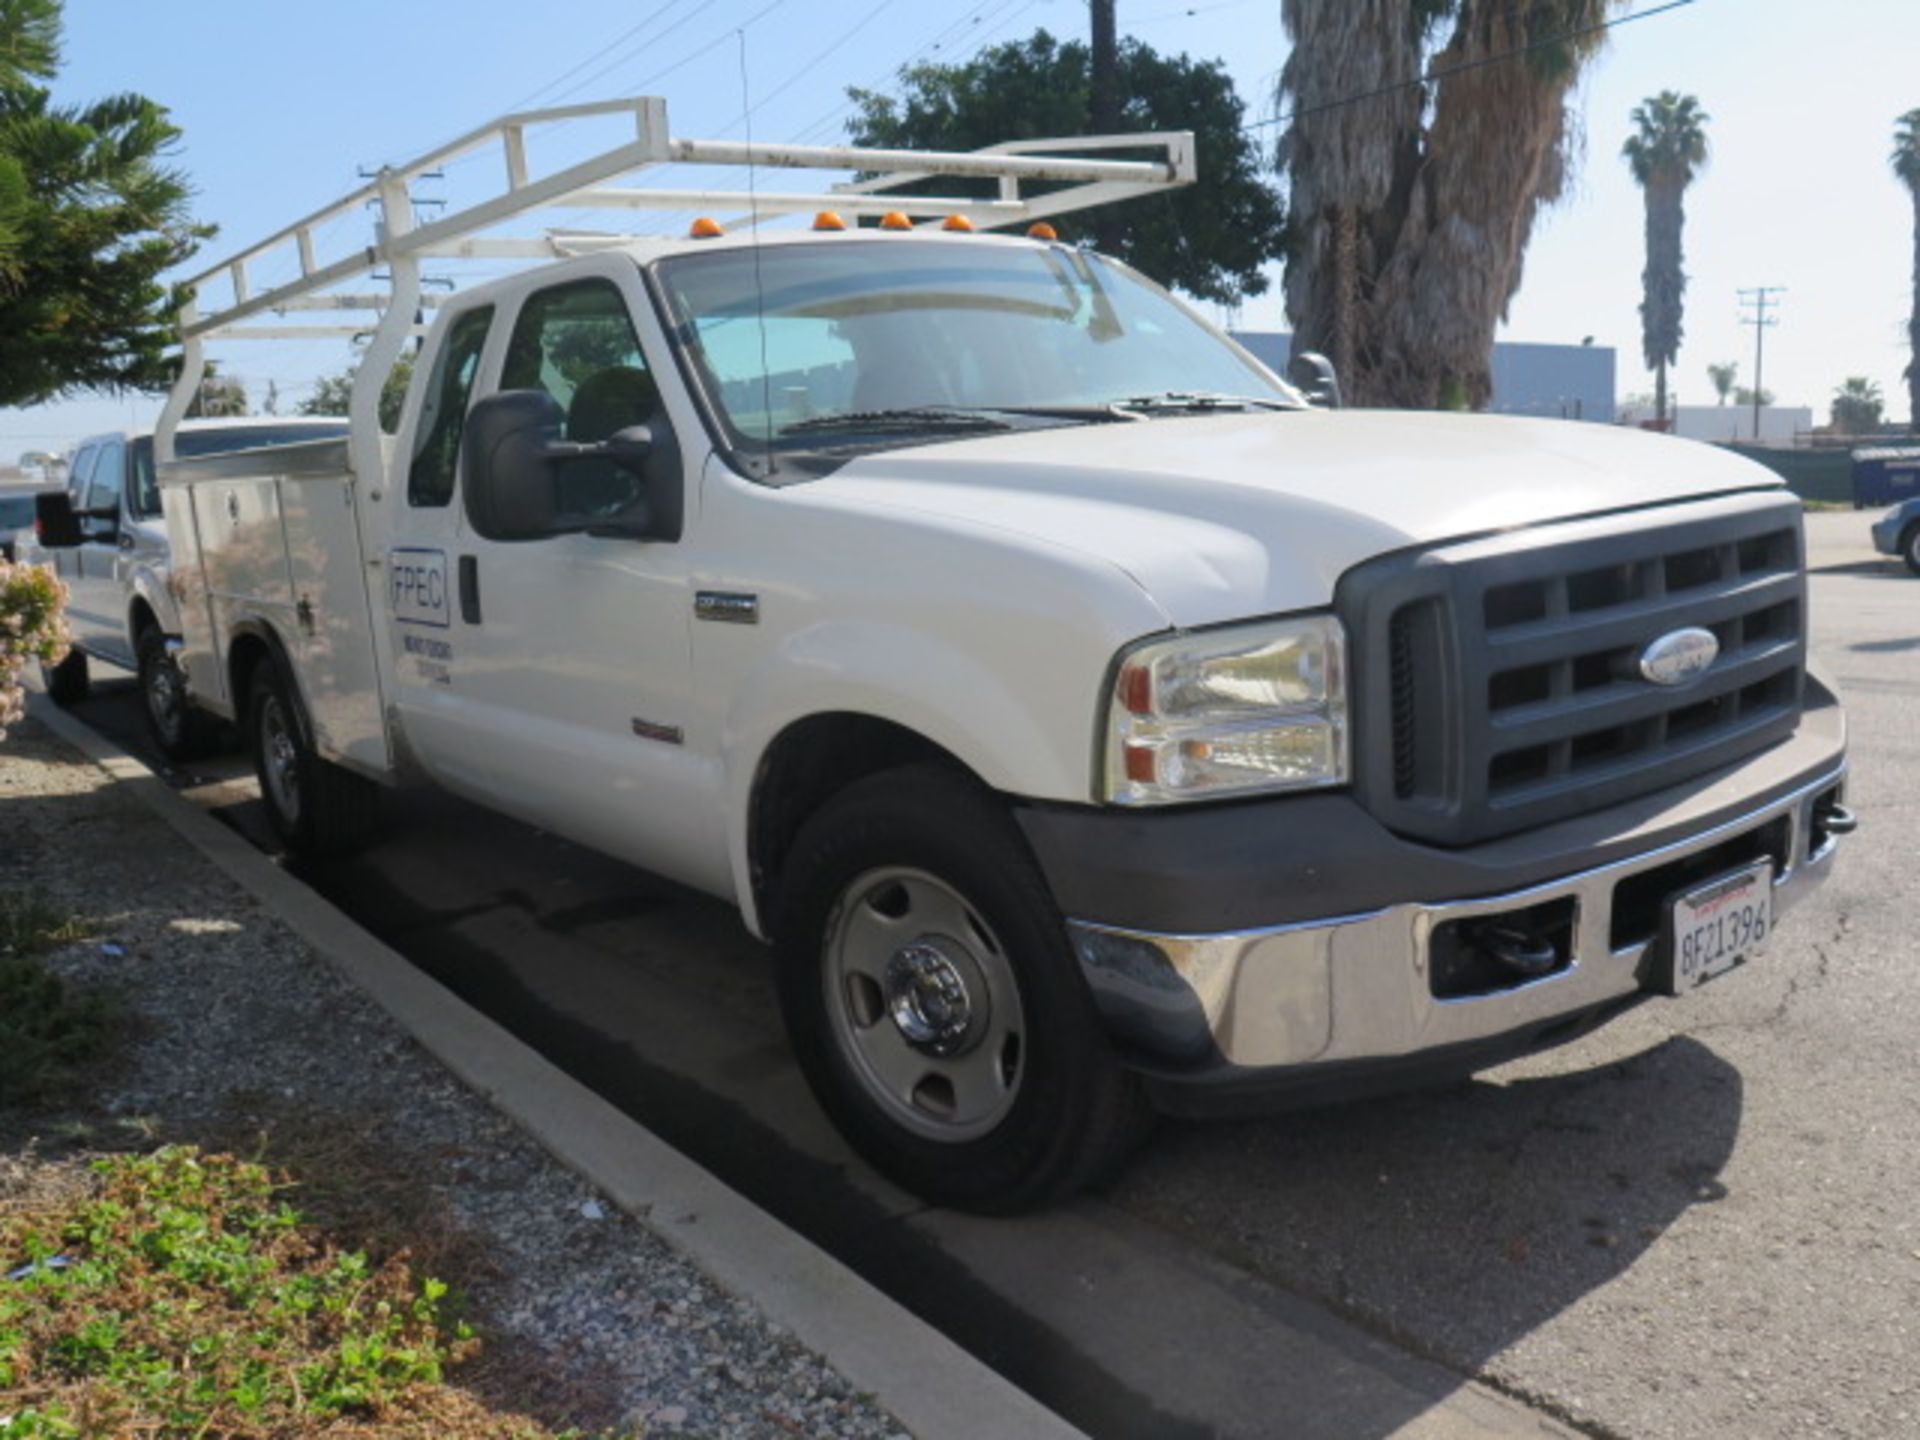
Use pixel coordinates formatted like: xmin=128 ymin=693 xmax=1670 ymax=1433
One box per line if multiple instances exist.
xmin=1342 ymin=492 xmax=1806 ymax=846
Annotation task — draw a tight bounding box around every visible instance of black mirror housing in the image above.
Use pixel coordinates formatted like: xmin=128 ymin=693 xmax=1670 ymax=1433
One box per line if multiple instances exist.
xmin=33 ymin=490 xmax=83 ymax=549
xmin=463 ymin=390 xmax=569 ymax=541
xmin=462 ymin=391 xmax=682 ymax=543
xmin=1287 ymin=350 xmax=1344 ymax=410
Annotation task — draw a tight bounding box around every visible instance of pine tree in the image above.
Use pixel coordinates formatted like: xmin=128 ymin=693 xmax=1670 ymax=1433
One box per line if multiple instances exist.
xmin=0 ymin=0 xmax=210 ymax=406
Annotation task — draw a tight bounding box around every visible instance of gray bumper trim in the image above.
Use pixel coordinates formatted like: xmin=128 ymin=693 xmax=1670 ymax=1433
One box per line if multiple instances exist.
xmin=1068 ymin=764 xmax=1847 ymax=1076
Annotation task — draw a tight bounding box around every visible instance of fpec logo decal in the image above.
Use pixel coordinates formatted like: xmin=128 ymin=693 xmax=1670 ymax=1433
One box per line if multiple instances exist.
xmin=1638 ymin=627 xmax=1718 ymax=688
xmin=390 ymin=548 xmax=450 ymax=628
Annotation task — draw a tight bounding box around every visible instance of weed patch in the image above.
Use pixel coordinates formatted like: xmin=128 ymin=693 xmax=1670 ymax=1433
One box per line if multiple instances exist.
xmin=0 ymin=1147 xmax=610 ymax=1437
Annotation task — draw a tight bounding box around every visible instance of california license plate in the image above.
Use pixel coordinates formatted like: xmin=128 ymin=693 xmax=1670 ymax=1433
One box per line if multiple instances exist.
xmin=1660 ymin=861 xmax=1774 ymax=995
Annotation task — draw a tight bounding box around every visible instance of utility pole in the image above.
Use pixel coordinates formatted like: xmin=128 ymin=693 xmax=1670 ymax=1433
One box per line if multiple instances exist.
xmin=1089 ymin=0 xmax=1121 ymax=253
xmin=1090 ymin=0 xmax=1119 ymax=134
xmin=1738 ymin=286 xmax=1785 ymax=443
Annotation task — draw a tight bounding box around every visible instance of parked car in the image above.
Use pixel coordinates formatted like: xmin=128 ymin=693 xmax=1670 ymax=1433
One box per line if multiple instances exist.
xmin=1869 ymin=496 xmax=1920 ymax=574
xmin=96 ymin=101 xmax=1853 ymax=1213
xmin=19 ymin=417 xmax=347 ymax=757
xmin=0 ymin=478 xmax=61 ymax=563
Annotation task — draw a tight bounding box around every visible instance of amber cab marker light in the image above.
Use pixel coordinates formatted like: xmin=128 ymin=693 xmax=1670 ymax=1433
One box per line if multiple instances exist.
xmin=942 ymin=214 xmax=975 ymax=232
xmin=1027 ymin=222 xmax=1059 ymax=241
xmin=688 ymin=216 xmax=724 ymax=239
xmin=879 ymin=211 xmax=913 ymax=231
xmin=812 ymin=210 xmax=847 ymax=231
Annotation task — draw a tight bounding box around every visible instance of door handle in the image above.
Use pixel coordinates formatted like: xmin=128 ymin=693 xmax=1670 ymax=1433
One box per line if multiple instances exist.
xmin=117 ymin=533 xmax=134 ymax=551
xmin=458 ymin=554 xmax=481 ymax=624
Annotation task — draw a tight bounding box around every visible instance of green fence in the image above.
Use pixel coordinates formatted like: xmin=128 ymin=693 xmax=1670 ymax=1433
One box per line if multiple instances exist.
xmin=1718 ymin=444 xmax=1853 ymax=504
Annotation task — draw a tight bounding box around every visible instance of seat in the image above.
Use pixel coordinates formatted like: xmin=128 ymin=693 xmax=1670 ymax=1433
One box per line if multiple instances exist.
xmin=557 ymin=367 xmax=660 ymax=518
xmin=567 ymin=366 xmax=658 ymax=442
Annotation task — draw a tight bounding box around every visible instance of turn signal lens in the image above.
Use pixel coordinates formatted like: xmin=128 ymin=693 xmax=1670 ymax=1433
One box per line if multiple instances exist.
xmin=689 ymin=217 xmax=724 ymax=239
xmin=942 ymin=214 xmax=975 ymax=232
xmin=879 ymin=211 xmax=913 ymax=230
xmin=812 ymin=210 xmax=847 ymax=231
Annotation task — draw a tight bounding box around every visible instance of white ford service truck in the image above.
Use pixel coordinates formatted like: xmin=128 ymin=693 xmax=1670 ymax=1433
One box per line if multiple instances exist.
xmin=155 ymin=100 xmax=1850 ymax=1211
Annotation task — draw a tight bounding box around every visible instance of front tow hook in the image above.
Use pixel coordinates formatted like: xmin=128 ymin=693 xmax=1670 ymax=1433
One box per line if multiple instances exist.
xmin=1814 ymin=800 xmax=1859 ymax=837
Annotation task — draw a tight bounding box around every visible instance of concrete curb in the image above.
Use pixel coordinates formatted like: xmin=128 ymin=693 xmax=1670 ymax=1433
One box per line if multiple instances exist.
xmin=28 ymin=694 xmax=1085 ymax=1440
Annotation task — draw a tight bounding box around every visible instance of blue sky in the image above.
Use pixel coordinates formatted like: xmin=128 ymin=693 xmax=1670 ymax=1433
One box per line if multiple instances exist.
xmin=7 ymin=0 xmax=1918 ymax=456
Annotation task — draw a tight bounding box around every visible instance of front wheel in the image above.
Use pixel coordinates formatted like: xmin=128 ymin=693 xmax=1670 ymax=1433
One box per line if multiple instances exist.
xmin=137 ymin=627 xmax=217 ymax=762
xmin=773 ymin=765 xmax=1150 ymax=1213
xmin=1903 ymin=525 xmax=1920 ymax=577
xmin=247 ymin=660 xmax=378 ymax=855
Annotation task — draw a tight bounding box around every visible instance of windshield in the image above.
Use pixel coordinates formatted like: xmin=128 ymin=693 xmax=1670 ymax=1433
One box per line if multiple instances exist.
xmin=656 ymin=239 xmax=1298 ymax=452
xmin=129 ymin=423 xmax=347 ymax=517
xmin=0 ymin=495 xmax=37 ymax=528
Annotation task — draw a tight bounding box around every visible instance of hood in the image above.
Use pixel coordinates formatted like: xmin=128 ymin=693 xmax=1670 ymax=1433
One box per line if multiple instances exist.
xmin=811 ymin=410 xmax=1784 ymax=627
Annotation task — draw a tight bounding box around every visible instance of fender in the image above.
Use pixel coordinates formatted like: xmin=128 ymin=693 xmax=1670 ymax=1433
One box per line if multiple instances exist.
xmin=218 ymin=617 xmax=310 ymax=734
xmin=128 ymin=562 xmax=182 ymax=644
xmin=718 ymin=618 xmax=1095 ymax=937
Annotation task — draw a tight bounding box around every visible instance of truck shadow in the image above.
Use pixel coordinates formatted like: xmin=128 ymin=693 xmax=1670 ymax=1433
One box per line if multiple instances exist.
xmin=1112 ymin=1033 xmax=1741 ymax=1414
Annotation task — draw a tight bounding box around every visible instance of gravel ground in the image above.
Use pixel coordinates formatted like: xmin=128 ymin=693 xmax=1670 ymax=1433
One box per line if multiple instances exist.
xmin=0 ymin=715 xmax=910 ymax=1440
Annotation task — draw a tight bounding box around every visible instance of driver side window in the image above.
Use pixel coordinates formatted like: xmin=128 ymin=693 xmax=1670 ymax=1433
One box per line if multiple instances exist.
xmin=502 ymin=279 xmax=656 ymax=519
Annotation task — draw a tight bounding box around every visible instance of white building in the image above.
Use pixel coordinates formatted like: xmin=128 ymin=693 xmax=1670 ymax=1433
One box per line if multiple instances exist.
xmin=1616 ymin=403 xmax=1814 ymax=445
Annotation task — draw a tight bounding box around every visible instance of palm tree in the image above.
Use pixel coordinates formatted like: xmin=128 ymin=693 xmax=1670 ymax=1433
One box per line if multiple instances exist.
xmin=1278 ymin=1 xmax=1621 ymax=409
xmin=1624 ymin=92 xmax=1710 ymax=429
xmin=1893 ymin=110 xmax=1920 ymax=433
xmin=1706 ymin=361 xmax=1738 ymax=405
xmin=1830 ymin=376 xmax=1885 ymax=436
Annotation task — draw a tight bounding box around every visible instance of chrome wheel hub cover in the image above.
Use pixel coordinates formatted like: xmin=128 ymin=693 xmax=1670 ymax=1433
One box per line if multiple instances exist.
xmin=883 ymin=940 xmax=983 ymax=1057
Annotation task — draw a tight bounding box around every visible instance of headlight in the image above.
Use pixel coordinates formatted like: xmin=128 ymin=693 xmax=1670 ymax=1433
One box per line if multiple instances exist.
xmin=1102 ymin=614 xmax=1348 ymax=805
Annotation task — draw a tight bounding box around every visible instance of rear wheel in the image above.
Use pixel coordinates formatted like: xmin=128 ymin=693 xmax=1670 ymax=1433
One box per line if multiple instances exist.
xmin=773 ymin=765 xmax=1150 ymax=1213
xmin=247 ymin=659 xmax=378 ymax=855
xmin=137 ymin=626 xmax=217 ymax=762
xmin=41 ymin=648 xmax=88 ymax=706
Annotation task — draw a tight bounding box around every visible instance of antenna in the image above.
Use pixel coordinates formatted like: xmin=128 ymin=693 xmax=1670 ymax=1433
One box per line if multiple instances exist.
xmin=738 ymin=31 xmax=776 ymax=476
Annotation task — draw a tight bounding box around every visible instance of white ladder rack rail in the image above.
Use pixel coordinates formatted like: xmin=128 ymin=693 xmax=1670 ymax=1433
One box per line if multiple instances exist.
xmin=156 ymin=94 xmax=1195 ymax=465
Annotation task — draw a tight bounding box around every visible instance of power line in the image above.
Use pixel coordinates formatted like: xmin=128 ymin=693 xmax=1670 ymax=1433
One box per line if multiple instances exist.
xmin=788 ymin=0 xmax=1028 ymax=144
xmin=503 ymin=0 xmax=703 ymax=113
xmin=1243 ymin=0 xmax=1701 ymax=134
xmin=1132 ymin=0 xmax=1262 ymax=25
xmin=730 ymin=0 xmax=899 ymax=131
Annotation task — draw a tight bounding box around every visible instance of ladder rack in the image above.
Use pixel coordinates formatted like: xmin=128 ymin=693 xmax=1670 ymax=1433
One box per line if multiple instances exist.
xmin=158 ymin=94 xmax=1193 ymax=462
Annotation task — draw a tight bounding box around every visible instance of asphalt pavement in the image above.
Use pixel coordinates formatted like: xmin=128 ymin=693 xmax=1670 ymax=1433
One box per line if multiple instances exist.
xmin=54 ymin=508 xmax=1916 ymax=1440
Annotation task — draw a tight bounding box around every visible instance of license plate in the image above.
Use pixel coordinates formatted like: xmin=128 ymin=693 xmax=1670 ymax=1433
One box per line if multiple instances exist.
xmin=1660 ymin=861 xmax=1774 ymax=995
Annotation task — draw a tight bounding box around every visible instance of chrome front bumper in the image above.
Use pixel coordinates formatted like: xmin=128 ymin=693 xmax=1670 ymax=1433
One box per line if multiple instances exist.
xmin=1068 ymin=766 xmax=1848 ymax=1079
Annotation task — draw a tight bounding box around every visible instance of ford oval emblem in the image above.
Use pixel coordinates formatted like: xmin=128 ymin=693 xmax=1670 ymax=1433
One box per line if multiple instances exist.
xmin=1639 ymin=627 xmax=1718 ymax=687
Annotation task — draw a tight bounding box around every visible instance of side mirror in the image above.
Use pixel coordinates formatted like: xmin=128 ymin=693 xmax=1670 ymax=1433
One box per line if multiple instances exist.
xmin=462 ymin=390 xmax=678 ymax=543
xmin=1287 ymin=351 xmax=1344 ymax=410
xmin=33 ymin=491 xmax=83 ymax=549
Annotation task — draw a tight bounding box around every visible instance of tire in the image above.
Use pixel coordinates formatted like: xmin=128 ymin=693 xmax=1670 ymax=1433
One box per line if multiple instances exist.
xmin=137 ymin=626 xmax=217 ymax=763
xmin=772 ymin=764 xmax=1150 ymax=1213
xmin=1903 ymin=525 xmax=1920 ymax=577
xmin=42 ymin=648 xmax=89 ymax=706
xmin=247 ymin=658 xmax=378 ymax=855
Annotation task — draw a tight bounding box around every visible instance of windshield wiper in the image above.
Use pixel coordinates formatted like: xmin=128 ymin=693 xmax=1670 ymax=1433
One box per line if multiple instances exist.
xmin=1111 ymin=391 xmax=1295 ymax=414
xmin=780 ymin=406 xmax=1017 ymax=438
